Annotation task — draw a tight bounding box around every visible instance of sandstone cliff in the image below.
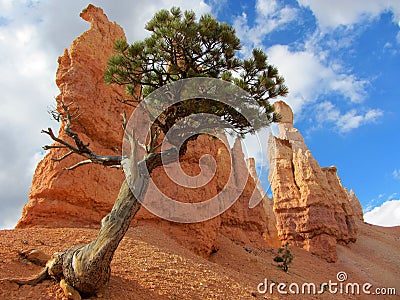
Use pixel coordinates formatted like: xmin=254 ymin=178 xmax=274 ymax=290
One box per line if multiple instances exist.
xmin=348 ymin=189 xmax=364 ymax=221
xmin=219 ymin=140 xmax=280 ymax=249
xmin=135 ymin=136 xmax=279 ymax=256
xmin=268 ymin=101 xmax=359 ymax=262
xmin=17 ymin=4 xmax=128 ymax=229
xmin=17 ymin=5 xmax=275 ymax=257
xmin=246 ymin=157 xmax=280 ymax=248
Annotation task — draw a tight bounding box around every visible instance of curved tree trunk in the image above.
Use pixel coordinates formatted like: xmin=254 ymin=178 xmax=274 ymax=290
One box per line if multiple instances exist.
xmin=51 ymin=178 xmax=145 ymax=295
xmin=44 ymin=176 xmax=145 ymax=295
xmin=45 ymin=144 xmax=179 ymax=296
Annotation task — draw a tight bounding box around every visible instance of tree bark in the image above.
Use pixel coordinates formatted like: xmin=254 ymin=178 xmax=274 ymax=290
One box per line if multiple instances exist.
xmin=46 ymin=146 xmax=179 ymax=296
xmin=52 ymin=178 xmax=144 ymax=295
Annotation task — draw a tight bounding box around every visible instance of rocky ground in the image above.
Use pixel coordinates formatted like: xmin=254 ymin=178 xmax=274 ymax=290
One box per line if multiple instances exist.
xmin=0 ymin=221 xmax=398 ymax=299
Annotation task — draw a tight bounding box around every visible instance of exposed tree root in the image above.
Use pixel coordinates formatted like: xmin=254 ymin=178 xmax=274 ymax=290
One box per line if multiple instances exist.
xmin=17 ymin=249 xmax=51 ymax=267
xmin=0 ymin=250 xmax=83 ymax=299
xmin=1 ymin=267 xmax=49 ymax=286
xmin=0 ymin=249 xmax=51 ymax=286
xmin=60 ymin=279 xmax=82 ymax=300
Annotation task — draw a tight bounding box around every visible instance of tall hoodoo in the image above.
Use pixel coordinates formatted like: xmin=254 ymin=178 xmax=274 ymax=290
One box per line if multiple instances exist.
xmin=246 ymin=158 xmax=280 ymax=247
xmin=17 ymin=5 xmax=129 ymax=229
xmin=268 ymin=101 xmax=358 ymax=262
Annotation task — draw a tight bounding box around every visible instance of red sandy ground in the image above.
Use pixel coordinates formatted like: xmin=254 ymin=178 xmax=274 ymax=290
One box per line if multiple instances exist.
xmin=0 ymin=221 xmax=399 ymax=299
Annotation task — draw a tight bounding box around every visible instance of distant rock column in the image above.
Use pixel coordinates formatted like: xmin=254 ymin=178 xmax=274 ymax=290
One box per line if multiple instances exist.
xmin=268 ymin=101 xmax=358 ymax=262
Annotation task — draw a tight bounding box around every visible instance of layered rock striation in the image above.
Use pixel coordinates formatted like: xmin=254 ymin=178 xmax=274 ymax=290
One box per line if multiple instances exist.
xmin=135 ymin=136 xmax=279 ymax=256
xmin=268 ymin=101 xmax=359 ymax=262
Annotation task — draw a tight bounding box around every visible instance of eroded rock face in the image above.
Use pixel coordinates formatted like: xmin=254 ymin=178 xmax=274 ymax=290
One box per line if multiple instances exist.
xmin=268 ymin=101 xmax=358 ymax=262
xmin=348 ymin=189 xmax=364 ymax=221
xmin=135 ymin=136 xmax=279 ymax=256
xmin=219 ymin=140 xmax=277 ymax=250
xmin=245 ymin=158 xmax=280 ymax=248
xmin=134 ymin=135 xmax=227 ymax=257
xmin=17 ymin=5 xmax=274 ymax=257
xmin=17 ymin=4 xmax=128 ymax=229
xmin=19 ymin=5 xmax=360 ymax=261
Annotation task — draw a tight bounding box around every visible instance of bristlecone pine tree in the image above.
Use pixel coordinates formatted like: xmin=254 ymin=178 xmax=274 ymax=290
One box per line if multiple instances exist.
xmin=4 ymin=7 xmax=288 ymax=298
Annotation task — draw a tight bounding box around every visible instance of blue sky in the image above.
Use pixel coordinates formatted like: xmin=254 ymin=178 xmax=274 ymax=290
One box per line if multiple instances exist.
xmin=0 ymin=0 xmax=399 ymax=228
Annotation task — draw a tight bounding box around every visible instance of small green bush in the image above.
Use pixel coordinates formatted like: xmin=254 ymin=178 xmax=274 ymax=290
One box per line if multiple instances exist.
xmin=273 ymin=242 xmax=293 ymax=272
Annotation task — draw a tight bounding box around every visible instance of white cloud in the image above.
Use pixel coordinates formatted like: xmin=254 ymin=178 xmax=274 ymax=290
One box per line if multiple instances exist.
xmin=315 ymin=101 xmax=340 ymax=123
xmin=337 ymin=111 xmax=367 ymax=132
xmin=256 ymin=0 xmax=279 ymax=17
xmin=0 ymin=2 xmax=60 ymax=229
xmin=266 ymin=45 xmax=369 ymax=116
xmin=393 ymin=169 xmax=400 ymax=180
xmin=297 ymin=0 xmax=400 ymax=29
xmin=364 ymin=200 xmax=400 ymax=227
xmin=242 ymin=127 xmax=271 ymax=168
xmin=216 ymin=1 xmax=381 ymax=136
xmin=0 ymin=0 xmax=13 ymax=14
xmin=316 ymin=101 xmax=383 ymax=132
xmin=234 ymin=0 xmax=298 ymax=54
xmin=207 ymin=0 xmax=228 ymax=15
xmin=337 ymin=109 xmax=383 ymax=132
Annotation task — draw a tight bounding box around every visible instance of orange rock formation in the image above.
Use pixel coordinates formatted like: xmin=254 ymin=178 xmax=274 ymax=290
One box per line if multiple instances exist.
xmin=268 ymin=101 xmax=358 ymax=262
xmin=348 ymin=189 xmax=364 ymax=221
xmin=17 ymin=4 xmax=128 ymax=229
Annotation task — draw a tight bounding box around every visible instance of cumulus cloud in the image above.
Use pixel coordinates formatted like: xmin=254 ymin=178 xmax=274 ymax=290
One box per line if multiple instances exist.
xmin=337 ymin=109 xmax=383 ymax=132
xmin=233 ymin=0 xmax=298 ymax=55
xmin=297 ymin=0 xmax=400 ymax=29
xmin=393 ymin=169 xmax=400 ymax=180
xmin=220 ymin=1 xmax=385 ymax=133
xmin=0 ymin=3 xmax=60 ymax=229
xmin=266 ymin=45 xmax=369 ymax=115
xmin=364 ymin=200 xmax=400 ymax=227
xmin=315 ymin=101 xmax=383 ymax=132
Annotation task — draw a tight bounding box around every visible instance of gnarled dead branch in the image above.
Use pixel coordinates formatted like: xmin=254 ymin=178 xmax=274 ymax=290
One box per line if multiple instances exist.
xmin=42 ymin=100 xmax=122 ymax=170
